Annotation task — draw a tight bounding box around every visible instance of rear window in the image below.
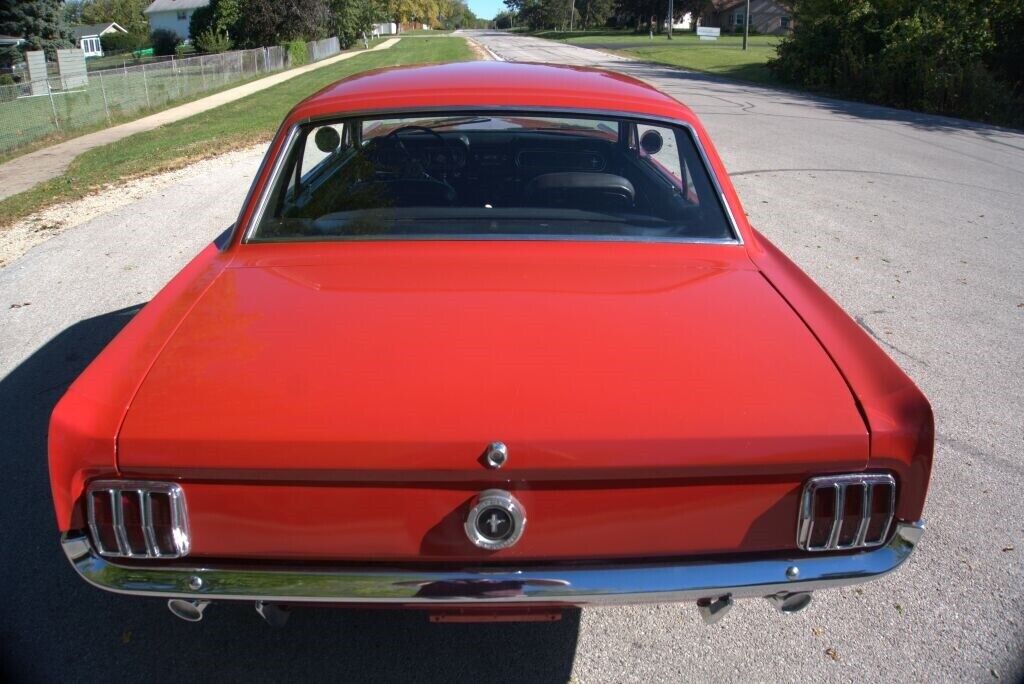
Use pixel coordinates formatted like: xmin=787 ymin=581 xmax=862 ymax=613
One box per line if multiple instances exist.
xmin=251 ymin=112 xmax=735 ymax=242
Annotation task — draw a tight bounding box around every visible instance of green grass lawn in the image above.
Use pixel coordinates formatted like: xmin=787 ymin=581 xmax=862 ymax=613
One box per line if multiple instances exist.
xmin=0 ymin=37 xmax=474 ymax=226
xmin=537 ymin=30 xmax=782 ymax=84
xmin=0 ymin=40 xmax=389 ymax=163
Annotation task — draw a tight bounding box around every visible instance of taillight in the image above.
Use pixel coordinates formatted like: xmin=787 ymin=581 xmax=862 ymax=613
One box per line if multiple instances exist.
xmin=86 ymin=481 xmax=189 ymax=558
xmin=797 ymin=474 xmax=895 ymax=552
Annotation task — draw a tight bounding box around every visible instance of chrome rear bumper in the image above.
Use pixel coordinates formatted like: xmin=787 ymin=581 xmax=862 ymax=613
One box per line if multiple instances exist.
xmin=61 ymin=522 xmax=923 ymax=606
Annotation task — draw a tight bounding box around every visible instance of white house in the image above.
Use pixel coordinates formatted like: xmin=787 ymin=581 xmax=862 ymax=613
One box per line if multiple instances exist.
xmin=143 ymin=0 xmax=210 ymax=41
xmin=70 ymin=22 xmax=128 ymax=58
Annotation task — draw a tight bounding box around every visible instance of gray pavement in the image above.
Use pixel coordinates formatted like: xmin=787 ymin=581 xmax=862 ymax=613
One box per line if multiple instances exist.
xmin=1 ymin=30 xmax=1022 ymax=683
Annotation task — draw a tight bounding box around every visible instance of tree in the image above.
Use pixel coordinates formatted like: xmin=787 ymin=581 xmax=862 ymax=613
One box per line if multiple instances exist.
xmin=770 ymin=0 xmax=1022 ymax=127
xmin=80 ymin=0 xmax=149 ymax=35
xmin=150 ymin=27 xmax=179 ymax=54
xmin=64 ymin=0 xmax=87 ymax=24
xmin=332 ymin=0 xmax=386 ymax=48
xmin=578 ymin=0 xmax=613 ymax=29
xmin=189 ymin=0 xmax=241 ymax=41
xmin=0 ymin=0 xmax=73 ymax=63
xmin=232 ymin=0 xmax=331 ymax=48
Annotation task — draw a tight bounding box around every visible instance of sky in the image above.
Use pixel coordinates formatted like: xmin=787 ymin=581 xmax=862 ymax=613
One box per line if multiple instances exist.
xmin=468 ymin=0 xmax=506 ymax=20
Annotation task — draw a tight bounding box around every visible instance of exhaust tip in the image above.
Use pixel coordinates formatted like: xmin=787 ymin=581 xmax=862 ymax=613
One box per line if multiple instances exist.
xmin=767 ymin=591 xmax=812 ymax=614
xmin=696 ymin=595 xmax=734 ymax=625
xmin=168 ymin=599 xmax=209 ymax=622
xmin=255 ymin=601 xmax=291 ymax=627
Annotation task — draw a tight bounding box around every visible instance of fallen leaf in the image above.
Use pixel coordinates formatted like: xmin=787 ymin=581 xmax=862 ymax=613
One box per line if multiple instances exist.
xmin=895 ymin=603 xmax=904 ymax=614
xmin=825 ymin=647 xmax=840 ymax=662
xmin=1002 ymin=545 xmax=1014 ymax=552
xmin=812 ymin=626 xmax=824 ymax=637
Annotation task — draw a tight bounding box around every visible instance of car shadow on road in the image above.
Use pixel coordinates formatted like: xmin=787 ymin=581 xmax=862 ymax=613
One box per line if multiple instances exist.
xmin=0 ymin=305 xmax=581 ymax=683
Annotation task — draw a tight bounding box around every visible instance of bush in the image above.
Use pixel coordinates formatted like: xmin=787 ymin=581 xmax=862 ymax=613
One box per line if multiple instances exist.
xmin=769 ymin=0 xmax=1024 ymax=128
xmin=101 ymin=32 xmax=150 ymax=53
xmin=150 ymin=29 xmax=180 ymax=56
xmin=195 ymin=28 xmax=233 ymax=53
xmin=282 ymin=39 xmax=308 ymax=66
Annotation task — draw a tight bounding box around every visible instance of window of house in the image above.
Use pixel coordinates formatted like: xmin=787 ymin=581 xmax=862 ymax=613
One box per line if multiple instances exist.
xmin=177 ymin=11 xmax=188 ymax=20
xmin=734 ymin=13 xmax=745 ymax=26
xmin=781 ymin=16 xmax=791 ymax=29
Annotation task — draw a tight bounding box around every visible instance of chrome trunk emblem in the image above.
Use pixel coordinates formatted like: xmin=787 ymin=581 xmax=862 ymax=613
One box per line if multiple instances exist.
xmin=465 ymin=489 xmax=526 ymax=550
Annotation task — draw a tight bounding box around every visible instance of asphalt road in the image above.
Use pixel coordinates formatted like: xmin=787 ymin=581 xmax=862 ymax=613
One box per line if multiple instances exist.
xmin=2 ymin=30 xmax=1023 ymax=683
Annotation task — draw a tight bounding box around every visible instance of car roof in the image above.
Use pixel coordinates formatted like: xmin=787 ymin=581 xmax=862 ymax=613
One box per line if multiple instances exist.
xmin=288 ymin=61 xmax=698 ymax=124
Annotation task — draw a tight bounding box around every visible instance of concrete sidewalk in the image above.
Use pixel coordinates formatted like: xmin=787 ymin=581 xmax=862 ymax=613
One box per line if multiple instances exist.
xmin=0 ymin=38 xmax=400 ymax=202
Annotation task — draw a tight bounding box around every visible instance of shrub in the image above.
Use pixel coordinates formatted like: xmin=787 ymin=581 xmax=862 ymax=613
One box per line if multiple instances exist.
xmin=769 ymin=0 xmax=1023 ymax=128
xmin=282 ymin=39 xmax=308 ymax=66
xmin=150 ymin=29 xmax=180 ymax=56
xmin=101 ymin=32 xmax=150 ymax=54
xmin=195 ymin=28 xmax=233 ymax=53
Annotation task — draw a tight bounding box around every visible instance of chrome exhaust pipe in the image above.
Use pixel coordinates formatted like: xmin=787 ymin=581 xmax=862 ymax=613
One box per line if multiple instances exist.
xmin=167 ymin=599 xmax=210 ymax=622
xmin=696 ymin=595 xmax=733 ymax=625
xmin=766 ymin=591 xmax=812 ymax=614
xmin=255 ymin=601 xmax=290 ymax=627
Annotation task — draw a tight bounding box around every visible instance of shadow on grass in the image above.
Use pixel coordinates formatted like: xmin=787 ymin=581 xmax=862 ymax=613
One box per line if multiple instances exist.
xmin=0 ymin=303 xmax=581 ymax=682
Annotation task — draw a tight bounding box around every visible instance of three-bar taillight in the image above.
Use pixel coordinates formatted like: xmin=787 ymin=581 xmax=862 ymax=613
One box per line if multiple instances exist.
xmin=797 ymin=473 xmax=896 ymax=552
xmin=86 ymin=481 xmax=190 ymax=558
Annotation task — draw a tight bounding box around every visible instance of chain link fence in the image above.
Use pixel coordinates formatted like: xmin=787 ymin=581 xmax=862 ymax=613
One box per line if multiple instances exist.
xmin=0 ymin=39 xmax=344 ymax=157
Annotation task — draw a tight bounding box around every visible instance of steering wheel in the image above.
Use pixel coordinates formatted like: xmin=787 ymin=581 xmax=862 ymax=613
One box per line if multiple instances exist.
xmin=385 ymin=125 xmax=457 ymax=184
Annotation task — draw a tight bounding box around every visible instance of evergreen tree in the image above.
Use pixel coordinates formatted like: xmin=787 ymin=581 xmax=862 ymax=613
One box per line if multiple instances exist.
xmin=0 ymin=0 xmax=73 ymax=63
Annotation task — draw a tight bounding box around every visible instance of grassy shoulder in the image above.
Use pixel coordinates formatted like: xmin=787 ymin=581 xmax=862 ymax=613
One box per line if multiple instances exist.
xmin=0 ymin=37 xmax=473 ymax=227
xmin=0 ymin=39 xmax=388 ymax=165
xmin=536 ymin=30 xmax=782 ymax=84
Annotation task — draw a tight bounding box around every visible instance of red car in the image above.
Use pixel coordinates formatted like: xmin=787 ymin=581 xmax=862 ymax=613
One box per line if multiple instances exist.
xmin=50 ymin=62 xmax=932 ymax=626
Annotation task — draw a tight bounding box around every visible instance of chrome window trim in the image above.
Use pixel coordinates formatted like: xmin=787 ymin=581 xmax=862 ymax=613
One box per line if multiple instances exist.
xmin=86 ymin=480 xmax=190 ymax=559
xmin=239 ymin=106 xmax=744 ymax=245
xmin=59 ymin=522 xmax=924 ymax=606
xmin=797 ymin=473 xmax=896 ymax=552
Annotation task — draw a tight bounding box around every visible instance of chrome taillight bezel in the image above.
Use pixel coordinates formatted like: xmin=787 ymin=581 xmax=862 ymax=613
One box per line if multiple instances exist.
xmin=86 ymin=480 xmax=190 ymax=559
xmin=797 ymin=473 xmax=896 ymax=552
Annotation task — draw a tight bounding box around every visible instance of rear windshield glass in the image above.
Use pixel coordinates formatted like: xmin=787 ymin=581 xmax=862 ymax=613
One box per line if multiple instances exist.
xmin=251 ymin=113 xmax=735 ymax=242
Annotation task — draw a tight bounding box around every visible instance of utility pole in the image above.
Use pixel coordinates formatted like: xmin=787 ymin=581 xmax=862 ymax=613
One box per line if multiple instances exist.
xmin=667 ymin=0 xmax=674 ymax=39
xmin=569 ymin=0 xmax=576 ymax=31
xmin=742 ymin=0 xmax=750 ymax=50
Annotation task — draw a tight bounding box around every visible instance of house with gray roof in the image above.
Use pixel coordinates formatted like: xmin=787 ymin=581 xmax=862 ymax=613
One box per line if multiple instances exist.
xmin=70 ymin=22 xmax=128 ymax=58
xmin=144 ymin=0 xmax=210 ymax=41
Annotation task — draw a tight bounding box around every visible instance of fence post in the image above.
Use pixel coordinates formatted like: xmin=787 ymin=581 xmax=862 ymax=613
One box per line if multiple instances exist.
xmin=238 ymin=49 xmax=243 ymax=77
xmin=200 ymin=55 xmax=207 ymax=90
xmin=46 ymin=79 xmax=60 ymax=132
xmin=99 ymin=69 xmax=111 ymax=123
xmin=141 ymin=63 xmax=151 ymax=108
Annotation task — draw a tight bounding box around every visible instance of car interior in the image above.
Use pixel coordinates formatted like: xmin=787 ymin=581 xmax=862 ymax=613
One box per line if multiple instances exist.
xmin=253 ymin=113 xmax=735 ymax=242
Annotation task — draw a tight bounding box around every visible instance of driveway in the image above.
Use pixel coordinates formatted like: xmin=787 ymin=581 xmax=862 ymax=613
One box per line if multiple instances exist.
xmin=2 ymin=30 xmax=1022 ymax=683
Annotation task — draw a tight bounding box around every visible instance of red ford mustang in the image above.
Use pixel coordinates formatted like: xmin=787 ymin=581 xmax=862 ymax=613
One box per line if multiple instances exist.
xmin=50 ymin=62 xmax=932 ymax=626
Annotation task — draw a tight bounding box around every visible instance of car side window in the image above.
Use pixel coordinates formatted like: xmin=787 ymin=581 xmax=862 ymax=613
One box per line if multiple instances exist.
xmin=637 ymin=123 xmax=683 ymax=183
xmin=299 ymin=124 xmax=346 ymax=181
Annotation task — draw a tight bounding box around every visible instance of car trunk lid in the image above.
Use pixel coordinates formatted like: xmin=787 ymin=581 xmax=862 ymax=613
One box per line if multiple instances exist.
xmin=119 ymin=241 xmax=867 ymax=478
